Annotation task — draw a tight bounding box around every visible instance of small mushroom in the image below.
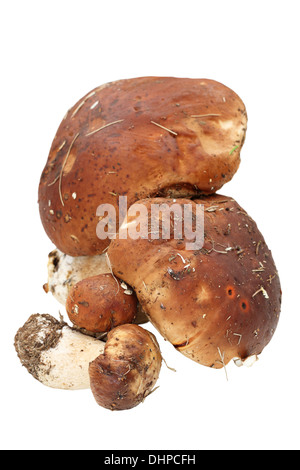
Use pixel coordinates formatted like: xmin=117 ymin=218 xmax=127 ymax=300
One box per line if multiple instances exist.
xmin=44 ymin=249 xmax=149 ymax=326
xmin=14 ymin=314 xmax=105 ymax=390
xmin=66 ymin=273 xmax=138 ymax=334
xmin=89 ymin=324 xmax=162 ymax=410
xmin=44 ymin=249 xmax=109 ymax=305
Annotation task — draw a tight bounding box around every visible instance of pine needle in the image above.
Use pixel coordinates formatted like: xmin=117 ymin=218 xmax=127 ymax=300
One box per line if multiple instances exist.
xmin=217 ymin=347 xmax=228 ymax=381
xmin=59 ymin=133 xmax=80 ymax=206
xmin=105 ymin=252 xmax=120 ymax=294
xmin=85 ymin=120 xmax=124 ymax=137
xmin=191 ymin=114 xmax=221 ymax=118
xmin=162 ymin=357 xmax=177 ymax=373
xmin=71 ymin=91 xmax=96 ymax=118
xmin=150 ymin=121 xmax=178 ymax=136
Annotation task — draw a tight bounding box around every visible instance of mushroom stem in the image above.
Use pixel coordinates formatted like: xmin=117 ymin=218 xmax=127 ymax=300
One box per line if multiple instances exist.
xmin=14 ymin=314 xmax=105 ymax=390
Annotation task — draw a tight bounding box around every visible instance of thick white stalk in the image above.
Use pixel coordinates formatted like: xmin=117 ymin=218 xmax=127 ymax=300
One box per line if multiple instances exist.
xmin=15 ymin=314 xmax=105 ymax=390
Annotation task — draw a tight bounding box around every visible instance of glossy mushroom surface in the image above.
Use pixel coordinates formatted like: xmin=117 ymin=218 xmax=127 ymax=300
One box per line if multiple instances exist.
xmin=107 ymin=195 xmax=282 ymax=368
xmin=39 ymin=77 xmax=247 ymax=256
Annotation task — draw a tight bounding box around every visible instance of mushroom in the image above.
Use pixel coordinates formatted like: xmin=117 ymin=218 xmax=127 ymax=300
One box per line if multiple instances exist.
xmin=107 ymin=195 xmax=282 ymax=368
xmin=14 ymin=314 xmax=105 ymax=390
xmin=44 ymin=250 xmax=148 ymax=325
xmin=44 ymin=249 xmax=109 ymax=305
xmin=15 ymin=77 xmax=281 ymax=411
xmin=38 ymin=77 xmax=247 ymax=256
xmin=66 ymin=273 xmax=138 ymax=334
xmin=89 ymin=324 xmax=162 ymax=410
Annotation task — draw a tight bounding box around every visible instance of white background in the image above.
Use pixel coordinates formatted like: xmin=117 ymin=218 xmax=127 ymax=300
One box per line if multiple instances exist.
xmin=1 ymin=0 xmax=299 ymax=451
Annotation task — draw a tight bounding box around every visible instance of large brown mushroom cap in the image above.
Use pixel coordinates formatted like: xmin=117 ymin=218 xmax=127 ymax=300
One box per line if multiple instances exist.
xmin=38 ymin=77 xmax=247 ymax=256
xmin=107 ymin=195 xmax=282 ymax=368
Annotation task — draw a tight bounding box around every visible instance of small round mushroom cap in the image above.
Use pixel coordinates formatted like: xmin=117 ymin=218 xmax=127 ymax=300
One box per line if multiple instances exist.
xmin=89 ymin=324 xmax=162 ymax=410
xmin=45 ymin=249 xmax=110 ymax=305
xmin=38 ymin=77 xmax=247 ymax=256
xmin=66 ymin=273 xmax=138 ymax=333
xmin=107 ymin=195 xmax=282 ymax=368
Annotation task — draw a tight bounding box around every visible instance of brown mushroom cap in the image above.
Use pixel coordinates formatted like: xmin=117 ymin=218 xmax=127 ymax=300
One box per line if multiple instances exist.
xmin=66 ymin=273 xmax=137 ymax=333
xmin=45 ymin=249 xmax=110 ymax=305
xmin=107 ymin=195 xmax=282 ymax=368
xmin=89 ymin=324 xmax=162 ymax=410
xmin=38 ymin=77 xmax=247 ymax=256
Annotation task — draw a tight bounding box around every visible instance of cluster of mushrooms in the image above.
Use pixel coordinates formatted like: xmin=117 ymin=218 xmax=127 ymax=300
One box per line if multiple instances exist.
xmin=15 ymin=77 xmax=282 ymax=410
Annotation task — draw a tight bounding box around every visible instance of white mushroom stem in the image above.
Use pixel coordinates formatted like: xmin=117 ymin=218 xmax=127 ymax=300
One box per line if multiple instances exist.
xmin=15 ymin=314 xmax=105 ymax=390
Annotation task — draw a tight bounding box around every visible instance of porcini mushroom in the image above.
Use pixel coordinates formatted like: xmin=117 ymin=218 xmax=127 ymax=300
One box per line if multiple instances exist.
xmin=44 ymin=250 xmax=148 ymax=325
xmin=66 ymin=273 xmax=138 ymax=334
xmin=15 ymin=76 xmax=281 ymax=412
xmin=14 ymin=314 xmax=105 ymax=390
xmin=89 ymin=324 xmax=162 ymax=410
xmin=107 ymin=195 xmax=282 ymax=368
xmin=44 ymin=249 xmax=109 ymax=305
xmin=38 ymin=77 xmax=247 ymax=256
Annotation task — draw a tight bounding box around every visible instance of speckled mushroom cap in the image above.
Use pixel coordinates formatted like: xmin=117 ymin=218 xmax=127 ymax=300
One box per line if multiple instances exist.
xmin=38 ymin=77 xmax=247 ymax=256
xmin=107 ymin=195 xmax=282 ymax=368
xmin=89 ymin=323 xmax=162 ymax=410
xmin=66 ymin=273 xmax=138 ymax=334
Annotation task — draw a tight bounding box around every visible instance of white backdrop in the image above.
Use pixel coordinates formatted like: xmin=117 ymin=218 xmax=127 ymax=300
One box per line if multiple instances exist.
xmin=1 ymin=0 xmax=299 ymax=450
